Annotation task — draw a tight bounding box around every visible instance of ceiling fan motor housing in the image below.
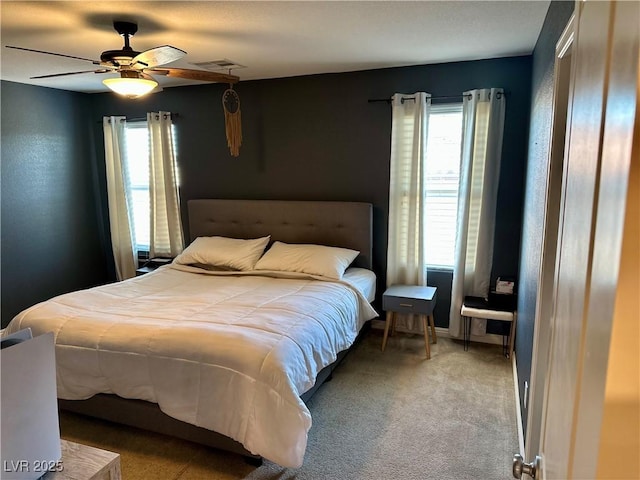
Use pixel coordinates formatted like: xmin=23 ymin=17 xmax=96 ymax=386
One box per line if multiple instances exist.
xmin=100 ymin=49 xmax=140 ymax=64
xmin=118 ymin=70 xmax=144 ymax=79
xmin=101 ymin=21 xmax=139 ymax=64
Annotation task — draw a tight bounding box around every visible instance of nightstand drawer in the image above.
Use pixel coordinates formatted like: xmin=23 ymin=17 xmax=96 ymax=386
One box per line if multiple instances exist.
xmin=382 ymin=285 xmax=437 ymax=315
xmin=383 ymin=295 xmax=433 ymax=315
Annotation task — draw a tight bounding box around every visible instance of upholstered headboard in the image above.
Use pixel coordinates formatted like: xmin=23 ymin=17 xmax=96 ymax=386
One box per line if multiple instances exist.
xmin=187 ymin=199 xmax=373 ymax=269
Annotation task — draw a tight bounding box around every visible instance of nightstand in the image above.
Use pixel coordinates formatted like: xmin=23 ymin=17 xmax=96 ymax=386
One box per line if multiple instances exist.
xmin=135 ymin=265 xmax=157 ymax=276
xmin=135 ymin=257 xmax=173 ymax=276
xmin=382 ymin=285 xmax=437 ymax=359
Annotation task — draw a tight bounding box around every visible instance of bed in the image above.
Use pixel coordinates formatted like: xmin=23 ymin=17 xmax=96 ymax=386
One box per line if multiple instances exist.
xmin=4 ymin=199 xmax=377 ymax=468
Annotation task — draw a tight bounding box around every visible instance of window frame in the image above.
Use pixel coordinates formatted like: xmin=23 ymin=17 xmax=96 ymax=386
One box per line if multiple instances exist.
xmin=424 ymin=101 xmax=464 ymax=270
xmin=123 ymin=121 xmax=151 ymax=254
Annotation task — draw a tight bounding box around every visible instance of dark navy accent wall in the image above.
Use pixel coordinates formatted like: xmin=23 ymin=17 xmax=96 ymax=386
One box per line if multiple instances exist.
xmin=89 ymin=55 xmax=532 ymax=322
xmin=1 ymin=81 xmax=109 ymax=327
xmin=0 ymin=55 xmax=532 ymax=330
xmin=516 ymin=0 xmax=575 ymax=435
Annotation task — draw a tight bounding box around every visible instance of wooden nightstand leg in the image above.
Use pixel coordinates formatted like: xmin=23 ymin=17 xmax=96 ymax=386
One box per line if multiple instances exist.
xmin=390 ymin=312 xmax=397 ymax=336
xmin=382 ymin=311 xmax=393 ymax=352
xmin=429 ymin=314 xmax=437 ymax=344
xmin=421 ymin=315 xmax=431 ymax=359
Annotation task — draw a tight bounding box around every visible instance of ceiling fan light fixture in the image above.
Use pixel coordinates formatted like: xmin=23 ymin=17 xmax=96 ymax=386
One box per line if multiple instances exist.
xmin=103 ymin=72 xmax=157 ymax=98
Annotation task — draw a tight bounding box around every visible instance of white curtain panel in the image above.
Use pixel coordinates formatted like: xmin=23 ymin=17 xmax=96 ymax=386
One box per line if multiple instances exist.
xmin=147 ymin=112 xmax=184 ymax=258
xmin=386 ymin=92 xmax=431 ymax=332
xmin=103 ymin=116 xmax=137 ymax=280
xmin=449 ymin=88 xmax=506 ymax=338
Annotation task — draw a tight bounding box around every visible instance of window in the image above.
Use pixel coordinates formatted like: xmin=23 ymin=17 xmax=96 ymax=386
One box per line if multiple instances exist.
xmin=123 ymin=121 xmax=179 ymax=255
xmin=123 ymin=122 xmax=151 ymax=253
xmin=424 ymin=103 xmax=463 ymax=268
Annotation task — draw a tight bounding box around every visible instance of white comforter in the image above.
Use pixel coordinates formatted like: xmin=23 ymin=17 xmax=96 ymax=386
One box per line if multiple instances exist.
xmin=6 ymin=265 xmax=377 ymax=467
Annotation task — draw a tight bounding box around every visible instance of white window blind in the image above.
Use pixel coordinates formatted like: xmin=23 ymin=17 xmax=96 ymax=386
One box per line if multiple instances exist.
xmin=123 ymin=121 xmax=180 ymax=254
xmin=424 ymin=103 xmax=464 ymax=268
xmin=123 ymin=122 xmax=150 ymax=252
xmin=123 ymin=122 xmax=180 ymax=254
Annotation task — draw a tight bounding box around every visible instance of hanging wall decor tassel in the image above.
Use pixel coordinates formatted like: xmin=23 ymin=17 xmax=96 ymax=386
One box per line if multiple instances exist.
xmin=222 ymin=87 xmax=242 ymax=157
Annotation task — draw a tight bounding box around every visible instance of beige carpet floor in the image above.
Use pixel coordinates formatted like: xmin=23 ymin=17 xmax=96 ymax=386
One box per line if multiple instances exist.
xmin=59 ymin=329 xmax=519 ymax=480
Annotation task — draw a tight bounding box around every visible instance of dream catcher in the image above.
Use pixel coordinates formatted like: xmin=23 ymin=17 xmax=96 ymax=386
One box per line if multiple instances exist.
xmin=222 ymin=86 xmax=242 ymax=157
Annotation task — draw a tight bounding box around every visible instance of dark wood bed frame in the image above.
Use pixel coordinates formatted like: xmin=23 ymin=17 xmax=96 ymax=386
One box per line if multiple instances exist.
xmin=59 ymin=199 xmax=374 ymax=464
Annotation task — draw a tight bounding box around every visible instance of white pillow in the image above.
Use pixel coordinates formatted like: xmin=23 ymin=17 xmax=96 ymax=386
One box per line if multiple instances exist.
xmin=254 ymin=241 xmax=359 ymax=279
xmin=174 ymin=236 xmax=270 ymax=271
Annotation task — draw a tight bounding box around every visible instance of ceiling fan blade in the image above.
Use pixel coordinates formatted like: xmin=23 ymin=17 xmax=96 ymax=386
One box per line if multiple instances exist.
xmin=5 ymin=45 xmax=100 ymax=65
xmin=30 ymin=69 xmax=112 ymax=79
xmin=131 ymin=46 xmax=186 ymax=69
xmin=150 ymin=67 xmax=239 ymax=84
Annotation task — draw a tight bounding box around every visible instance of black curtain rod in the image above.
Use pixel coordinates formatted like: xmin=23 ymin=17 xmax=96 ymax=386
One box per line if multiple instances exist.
xmin=100 ymin=113 xmax=179 ymax=123
xmin=368 ymin=94 xmax=470 ymax=104
xmin=368 ymin=91 xmax=505 ymax=103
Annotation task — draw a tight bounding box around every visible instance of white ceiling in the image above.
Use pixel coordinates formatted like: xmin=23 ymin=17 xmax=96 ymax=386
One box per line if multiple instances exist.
xmin=0 ymin=1 xmax=550 ymax=94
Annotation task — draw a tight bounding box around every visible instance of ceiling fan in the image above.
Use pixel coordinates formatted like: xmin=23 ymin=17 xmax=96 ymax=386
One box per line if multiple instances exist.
xmin=6 ymin=21 xmax=240 ymax=98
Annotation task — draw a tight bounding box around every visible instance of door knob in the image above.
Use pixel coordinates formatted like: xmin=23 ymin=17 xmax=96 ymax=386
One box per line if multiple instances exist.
xmin=513 ymin=453 xmax=541 ymax=479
